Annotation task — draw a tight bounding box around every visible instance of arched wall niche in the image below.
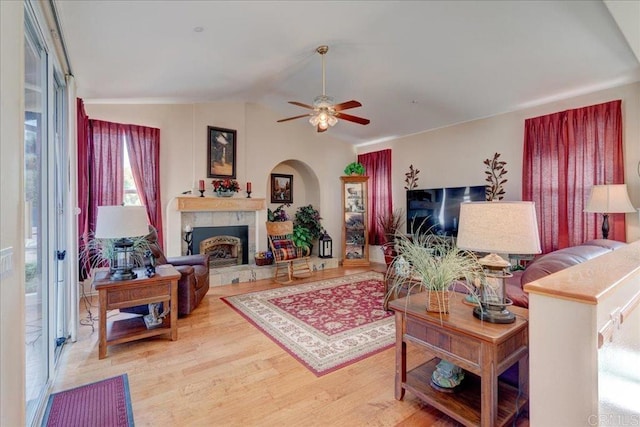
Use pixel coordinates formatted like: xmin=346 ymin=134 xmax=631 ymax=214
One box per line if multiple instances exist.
xmin=267 ymin=159 xmax=321 ymax=219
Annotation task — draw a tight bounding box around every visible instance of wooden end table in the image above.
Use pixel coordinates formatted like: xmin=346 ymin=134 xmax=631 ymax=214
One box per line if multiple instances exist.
xmin=389 ymin=292 xmax=529 ymax=427
xmin=94 ymin=266 xmax=181 ymax=359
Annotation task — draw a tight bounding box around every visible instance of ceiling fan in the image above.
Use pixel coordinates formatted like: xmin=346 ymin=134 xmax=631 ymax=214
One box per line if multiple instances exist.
xmin=277 ymin=45 xmax=370 ymax=133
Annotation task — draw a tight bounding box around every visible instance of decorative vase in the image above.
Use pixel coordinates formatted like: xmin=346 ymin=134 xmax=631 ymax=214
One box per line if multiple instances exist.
xmin=216 ymin=190 xmax=234 ymax=198
xmin=382 ymin=244 xmax=397 ymax=267
xmin=426 ymin=289 xmax=450 ymax=313
xmin=431 ymin=359 xmax=465 ymax=391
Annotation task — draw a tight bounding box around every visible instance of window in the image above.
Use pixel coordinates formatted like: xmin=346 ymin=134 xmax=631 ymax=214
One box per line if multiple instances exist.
xmin=123 ymin=142 xmax=141 ymax=206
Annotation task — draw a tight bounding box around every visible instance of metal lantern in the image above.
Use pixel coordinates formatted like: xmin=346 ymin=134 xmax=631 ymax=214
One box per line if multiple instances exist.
xmin=319 ymin=232 xmax=333 ymax=258
xmin=110 ymin=238 xmax=138 ymax=281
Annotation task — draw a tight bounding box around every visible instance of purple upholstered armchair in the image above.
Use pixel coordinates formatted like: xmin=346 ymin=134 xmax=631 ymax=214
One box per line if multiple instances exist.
xmin=146 ymin=226 xmax=210 ymax=316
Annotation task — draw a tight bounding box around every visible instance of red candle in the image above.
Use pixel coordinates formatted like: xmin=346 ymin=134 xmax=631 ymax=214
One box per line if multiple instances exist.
xmin=199 ymin=180 xmax=204 ymax=191
xmin=247 ymin=182 xmax=252 ymax=192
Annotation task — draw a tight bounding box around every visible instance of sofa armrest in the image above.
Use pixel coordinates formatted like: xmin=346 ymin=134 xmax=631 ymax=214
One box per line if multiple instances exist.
xmin=166 ymin=254 xmax=209 ymax=267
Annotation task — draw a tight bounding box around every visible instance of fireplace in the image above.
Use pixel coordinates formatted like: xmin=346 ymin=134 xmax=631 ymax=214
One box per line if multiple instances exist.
xmin=192 ymin=226 xmax=249 ymax=266
xmin=172 ymin=196 xmax=266 ymax=269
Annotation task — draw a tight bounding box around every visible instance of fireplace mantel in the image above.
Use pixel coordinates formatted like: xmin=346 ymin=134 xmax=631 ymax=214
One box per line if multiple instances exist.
xmin=176 ymin=196 xmax=265 ymax=212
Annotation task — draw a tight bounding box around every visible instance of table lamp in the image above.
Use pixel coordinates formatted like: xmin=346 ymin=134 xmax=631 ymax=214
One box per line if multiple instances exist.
xmin=457 ymin=201 xmax=541 ymax=323
xmin=95 ymin=205 xmax=149 ymax=280
xmin=584 ymin=184 xmax=635 ymax=239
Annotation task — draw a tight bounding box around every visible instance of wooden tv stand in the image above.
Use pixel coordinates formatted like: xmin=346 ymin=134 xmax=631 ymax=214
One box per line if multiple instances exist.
xmin=389 ymin=293 xmax=529 ymax=426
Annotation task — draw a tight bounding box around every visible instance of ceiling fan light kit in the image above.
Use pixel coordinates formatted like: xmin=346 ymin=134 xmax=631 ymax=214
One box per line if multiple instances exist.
xmin=277 ymin=45 xmax=370 ymax=133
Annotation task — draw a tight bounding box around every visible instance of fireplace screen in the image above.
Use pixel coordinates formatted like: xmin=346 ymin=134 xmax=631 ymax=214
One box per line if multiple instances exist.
xmin=200 ymin=236 xmax=242 ymax=268
xmin=191 ymin=225 xmax=249 ymax=266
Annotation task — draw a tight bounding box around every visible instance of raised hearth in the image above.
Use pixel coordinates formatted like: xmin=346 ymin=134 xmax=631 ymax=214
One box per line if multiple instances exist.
xmin=169 ymin=195 xmax=340 ymax=286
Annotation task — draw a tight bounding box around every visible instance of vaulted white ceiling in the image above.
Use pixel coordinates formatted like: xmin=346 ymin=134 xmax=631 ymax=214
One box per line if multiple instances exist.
xmin=55 ymin=0 xmax=640 ymax=145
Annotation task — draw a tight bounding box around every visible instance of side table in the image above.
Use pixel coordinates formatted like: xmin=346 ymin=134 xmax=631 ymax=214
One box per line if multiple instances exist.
xmin=390 ymin=292 xmax=529 ymax=426
xmin=94 ymin=266 xmax=181 ymax=359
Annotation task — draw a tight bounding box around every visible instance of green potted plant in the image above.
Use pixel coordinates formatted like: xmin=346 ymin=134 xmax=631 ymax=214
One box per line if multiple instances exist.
xmin=292 ymin=225 xmax=313 ymax=254
xmin=344 ymin=161 xmax=365 ymax=176
xmin=294 ymin=205 xmax=323 ymax=240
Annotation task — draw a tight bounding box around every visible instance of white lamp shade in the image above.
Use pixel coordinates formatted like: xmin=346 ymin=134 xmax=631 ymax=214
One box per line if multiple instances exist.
xmin=95 ymin=206 xmax=149 ymax=239
xmin=457 ymin=201 xmax=542 ymax=255
xmin=584 ymin=184 xmax=635 ymax=213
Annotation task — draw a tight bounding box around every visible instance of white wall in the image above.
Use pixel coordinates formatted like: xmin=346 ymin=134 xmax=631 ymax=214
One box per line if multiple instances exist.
xmin=85 ymin=101 xmax=356 ymax=255
xmin=0 ymin=2 xmax=26 ymax=425
xmin=359 ymin=82 xmax=640 ymax=243
xmin=87 ymin=82 xmax=640 ymax=266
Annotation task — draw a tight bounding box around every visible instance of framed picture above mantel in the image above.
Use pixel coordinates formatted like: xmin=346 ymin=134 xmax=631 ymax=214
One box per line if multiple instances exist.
xmin=207 ymin=126 xmax=237 ymax=179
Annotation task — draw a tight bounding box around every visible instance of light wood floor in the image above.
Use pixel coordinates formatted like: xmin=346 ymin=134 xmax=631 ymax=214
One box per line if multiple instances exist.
xmin=53 ymin=265 xmax=529 ymax=426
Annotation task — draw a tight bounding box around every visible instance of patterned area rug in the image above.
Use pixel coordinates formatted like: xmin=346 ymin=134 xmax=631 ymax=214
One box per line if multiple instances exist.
xmin=42 ymin=374 xmax=134 ymax=427
xmin=221 ymin=271 xmax=394 ymax=376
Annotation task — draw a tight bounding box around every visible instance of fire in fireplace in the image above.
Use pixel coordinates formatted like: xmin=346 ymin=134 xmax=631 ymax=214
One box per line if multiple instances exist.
xmin=191 ymin=226 xmax=249 ymax=266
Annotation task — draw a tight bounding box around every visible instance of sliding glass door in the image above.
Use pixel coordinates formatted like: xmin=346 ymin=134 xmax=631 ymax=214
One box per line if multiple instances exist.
xmin=24 ymin=4 xmax=70 ymax=425
xmin=24 ymin=18 xmax=49 ymax=424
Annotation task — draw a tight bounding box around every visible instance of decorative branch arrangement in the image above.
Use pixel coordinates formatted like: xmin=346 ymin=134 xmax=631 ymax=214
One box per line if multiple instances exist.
xmin=404 ymin=165 xmax=420 ymax=190
xmin=484 ymin=152 xmax=508 ymax=201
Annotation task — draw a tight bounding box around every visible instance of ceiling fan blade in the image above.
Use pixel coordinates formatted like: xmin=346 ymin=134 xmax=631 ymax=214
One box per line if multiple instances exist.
xmin=333 ymin=100 xmax=362 ymax=111
xmin=336 ymin=112 xmax=370 ymax=125
xmin=317 ymin=125 xmax=327 ymax=133
xmin=277 ymin=113 xmax=311 ymax=123
xmin=288 ymin=101 xmax=314 ymax=110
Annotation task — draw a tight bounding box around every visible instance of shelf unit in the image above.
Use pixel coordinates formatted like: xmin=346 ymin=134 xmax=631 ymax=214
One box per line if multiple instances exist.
xmin=340 ymin=175 xmax=370 ymax=266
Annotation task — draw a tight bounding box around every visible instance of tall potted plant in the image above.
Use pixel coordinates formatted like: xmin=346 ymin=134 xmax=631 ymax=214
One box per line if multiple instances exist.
xmin=377 ymin=208 xmax=405 ymax=266
xmin=294 ymin=205 xmax=322 ymax=239
xmin=292 ymin=225 xmax=313 ymax=254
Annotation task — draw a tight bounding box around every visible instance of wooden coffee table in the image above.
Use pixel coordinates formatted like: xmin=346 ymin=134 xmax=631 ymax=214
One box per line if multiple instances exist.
xmin=94 ymin=266 xmax=181 ymax=359
xmin=389 ymin=292 xmax=529 ymax=427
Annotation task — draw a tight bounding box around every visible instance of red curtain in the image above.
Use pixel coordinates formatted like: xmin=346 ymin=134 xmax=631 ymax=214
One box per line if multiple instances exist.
xmin=77 ymin=99 xmax=92 ymax=278
xmin=523 ymin=100 xmax=624 ymax=253
xmin=77 ymin=99 xmax=90 ymax=247
xmin=88 ymin=120 xmax=124 ymax=236
xmin=123 ymin=124 xmax=164 ymax=249
xmin=358 ymin=149 xmax=392 ymax=245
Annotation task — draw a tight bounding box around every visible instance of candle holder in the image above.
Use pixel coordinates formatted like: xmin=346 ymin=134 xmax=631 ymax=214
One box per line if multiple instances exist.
xmin=246 ymin=190 xmax=252 ymax=198
xmin=184 ymin=230 xmax=193 ymax=255
xmin=198 ymin=189 xmax=205 ymax=198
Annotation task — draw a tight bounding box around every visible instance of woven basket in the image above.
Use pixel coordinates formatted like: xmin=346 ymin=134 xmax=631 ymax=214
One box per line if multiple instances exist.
xmin=426 ymin=290 xmax=450 ymax=313
xmin=255 ymin=256 xmax=273 ymax=266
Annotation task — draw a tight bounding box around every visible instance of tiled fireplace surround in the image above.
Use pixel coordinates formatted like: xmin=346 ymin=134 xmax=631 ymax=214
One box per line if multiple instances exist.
xmin=172 ymin=196 xmax=338 ymax=286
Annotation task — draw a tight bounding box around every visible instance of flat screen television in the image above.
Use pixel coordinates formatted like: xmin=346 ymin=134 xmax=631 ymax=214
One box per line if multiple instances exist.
xmin=406 ymin=185 xmax=486 ymax=237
